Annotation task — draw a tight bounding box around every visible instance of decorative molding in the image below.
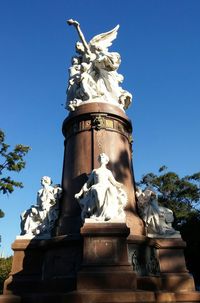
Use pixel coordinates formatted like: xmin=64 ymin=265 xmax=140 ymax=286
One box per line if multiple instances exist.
xmin=65 ymin=114 xmax=132 ymax=143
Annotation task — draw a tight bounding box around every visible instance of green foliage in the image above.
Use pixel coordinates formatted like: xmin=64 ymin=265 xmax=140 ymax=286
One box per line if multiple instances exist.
xmin=0 ymin=129 xmax=30 ymax=195
xmin=0 ymin=256 xmax=13 ymax=293
xmin=137 ymin=166 xmax=200 ymax=226
xmin=0 ymin=210 xmax=5 ymax=218
xmin=0 ymin=129 xmax=30 ymax=218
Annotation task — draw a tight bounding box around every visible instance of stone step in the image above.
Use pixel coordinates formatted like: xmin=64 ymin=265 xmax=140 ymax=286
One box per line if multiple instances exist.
xmin=1 ymin=290 xmax=200 ymax=303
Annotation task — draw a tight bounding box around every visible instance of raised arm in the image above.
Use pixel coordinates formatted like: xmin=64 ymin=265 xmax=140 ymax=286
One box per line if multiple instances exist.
xmin=67 ymin=19 xmax=91 ymax=56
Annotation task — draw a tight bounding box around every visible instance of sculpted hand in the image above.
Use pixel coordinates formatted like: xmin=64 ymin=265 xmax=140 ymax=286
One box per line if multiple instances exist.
xmin=67 ymin=19 xmax=80 ymax=27
xmin=75 ymin=192 xmax=82 ymax=199
xmin=117 ymin=182 xmax=123 ymax=189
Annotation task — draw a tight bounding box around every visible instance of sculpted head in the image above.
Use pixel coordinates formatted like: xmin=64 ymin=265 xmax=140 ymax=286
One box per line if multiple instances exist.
xmin=146 ymin=186 xmax=157 ymax=198
xmin=75 ymin=41 xmax=84 ymax=54
xmin=89 ymin=44 xmax=103 ymax=54
xmin=41 ymin=176 xmax=52 ymax=186
xmin=71 ymin=56 xmax=80 ymax=65
xmin=135 ymin=187 xmax=142 ymax=196
xmin=81 ymin=62 xmax=90 ymax=72
xmin=98 ymin=153 xmax=109 ymax=165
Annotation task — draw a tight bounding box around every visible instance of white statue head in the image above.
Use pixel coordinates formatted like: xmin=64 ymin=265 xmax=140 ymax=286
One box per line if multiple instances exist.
xmin=135 ymin=187 xmax=142 ymax=196
xmin=145 ymin=186 xmax=157 ymax=198
xmin=71 ymin=56 xmax=80 ymax=65
xmin=146 ymin=185 xmax=155 ymax=192
xmin=98 ymin=153 xmax=109 ymax=165
xmin=164 ymin=209 xmax=174 ymax=223
xmin=41 ymin=176 xmax=52 ymax=187
xmin=75 ymin=41 xmax=84 ymax=54
xmin=80 ymin=62 xmax=90 ymax=72
xmin=90 ymin=44 xmax=103 ymax=54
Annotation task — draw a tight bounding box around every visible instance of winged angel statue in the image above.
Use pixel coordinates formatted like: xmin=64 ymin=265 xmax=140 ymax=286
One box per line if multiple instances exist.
xmin=66 ymin=19 xmax=132 ymax=111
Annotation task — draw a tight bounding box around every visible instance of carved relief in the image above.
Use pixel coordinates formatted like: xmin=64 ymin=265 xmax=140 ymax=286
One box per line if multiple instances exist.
xmin=146 ymin=247 xmax=160 ymax=276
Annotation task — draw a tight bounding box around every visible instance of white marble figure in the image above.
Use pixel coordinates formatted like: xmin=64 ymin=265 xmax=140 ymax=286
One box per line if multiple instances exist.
xmin=20 ymin=176 xmax=62 ymax=238
xmin=75 ymin=153 xmax=127 ymax=222
xmin=136 ymin=187 xmax=180 ymax=237
xmin=66 ymin=19 xmax=132 ymax=111
xmin=67 ymin=56 xmax=81 ymax=107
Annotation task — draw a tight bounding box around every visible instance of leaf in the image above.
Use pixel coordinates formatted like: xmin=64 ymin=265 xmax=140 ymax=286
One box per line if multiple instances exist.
xmin=158 ymin=165 xmax=168 ymax=173
xmin=0 ymin=130 xmax=30 ymax=198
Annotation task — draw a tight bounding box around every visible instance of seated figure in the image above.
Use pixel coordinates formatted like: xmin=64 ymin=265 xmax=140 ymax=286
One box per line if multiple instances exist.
xmin=75 ymin=153 xmax=127 ymax=222
xmin=20 ymin=176 xmax=62 ymax=237
xmin=136 ymin=187 xmax=180 ymax=237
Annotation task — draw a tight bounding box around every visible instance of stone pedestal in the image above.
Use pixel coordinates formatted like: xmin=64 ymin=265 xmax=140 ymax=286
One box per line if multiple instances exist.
xmin=61 ymin=222 xmax=138 ymax=303
xmin=154 ymin=238 xmax=195 ymax=292
xmin=77 ymin=222 xmax=136 ymax=291
xmin=3 ymin=235 xmax=82 ymax=296
xmin=128 ymin=235 xmax=196 ymax=293
xmin=3 ymin=239 xmax=45 ymax=295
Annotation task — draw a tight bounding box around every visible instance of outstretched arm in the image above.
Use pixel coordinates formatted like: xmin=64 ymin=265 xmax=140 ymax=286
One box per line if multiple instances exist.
xmin=67 ymin=19 xmax=91 ymax=55
xmin=108 ymin=170 xmax=122 ymax=188
xmin=74 ymin=171 xmax=94 ymax=199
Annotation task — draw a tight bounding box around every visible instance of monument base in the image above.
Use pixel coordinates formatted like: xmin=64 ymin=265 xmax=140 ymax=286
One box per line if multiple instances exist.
xmin=2 ymin=224 xmax=200 ymax=302
xmin=3 ymin=235 xmax=82 ymax=296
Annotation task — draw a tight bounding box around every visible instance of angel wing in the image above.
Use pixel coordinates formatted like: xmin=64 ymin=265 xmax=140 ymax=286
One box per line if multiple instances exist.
xmin=89 ymin=24 xmax=120 ymax=52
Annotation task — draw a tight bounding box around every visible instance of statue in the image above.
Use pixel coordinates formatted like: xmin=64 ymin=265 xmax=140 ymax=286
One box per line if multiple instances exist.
xmin=20 ymin=176 xmax=62 ymax=237
xmin=75 ymin=153 xmax=127 ymax=222
xmin=136 ymin=187 xmax=180 ymax=237
xmin=66 ymin=19 xmax=132 ymax=111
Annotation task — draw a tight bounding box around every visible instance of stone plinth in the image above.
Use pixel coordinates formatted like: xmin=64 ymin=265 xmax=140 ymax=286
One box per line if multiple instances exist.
xmin=3 ymin=235 xmax=82 ymax=296
xmin=77 ymin=222 xmax=136 ymax=291
xmin=154 ymin=238 xmax=195 ymax=292
xmin=3 ymin=239 xmax=45 ymax=295
xmin=127 ymin=235 xmax=196 ymax=293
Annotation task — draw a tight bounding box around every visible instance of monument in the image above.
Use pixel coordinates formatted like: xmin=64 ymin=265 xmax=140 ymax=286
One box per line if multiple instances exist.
xmin=1 ymin=20 xmax=200 ymax=303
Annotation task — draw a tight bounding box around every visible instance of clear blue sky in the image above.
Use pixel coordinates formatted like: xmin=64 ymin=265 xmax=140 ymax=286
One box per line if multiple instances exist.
xmin=0 ymin=0 xmax=200 ymax=256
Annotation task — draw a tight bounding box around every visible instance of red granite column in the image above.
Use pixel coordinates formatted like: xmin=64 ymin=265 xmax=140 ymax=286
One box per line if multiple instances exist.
xmin=56 ymin=102 xmax=144 ymax=236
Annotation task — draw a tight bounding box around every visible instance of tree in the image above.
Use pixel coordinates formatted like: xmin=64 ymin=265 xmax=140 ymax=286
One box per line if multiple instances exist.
xmin=0 ymin=129 xmax=30 ymax=217
xmin=137 ymin=166 xmax=200 ymax=288
xmin=0 ymin=256 xmax=13 ymax=293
